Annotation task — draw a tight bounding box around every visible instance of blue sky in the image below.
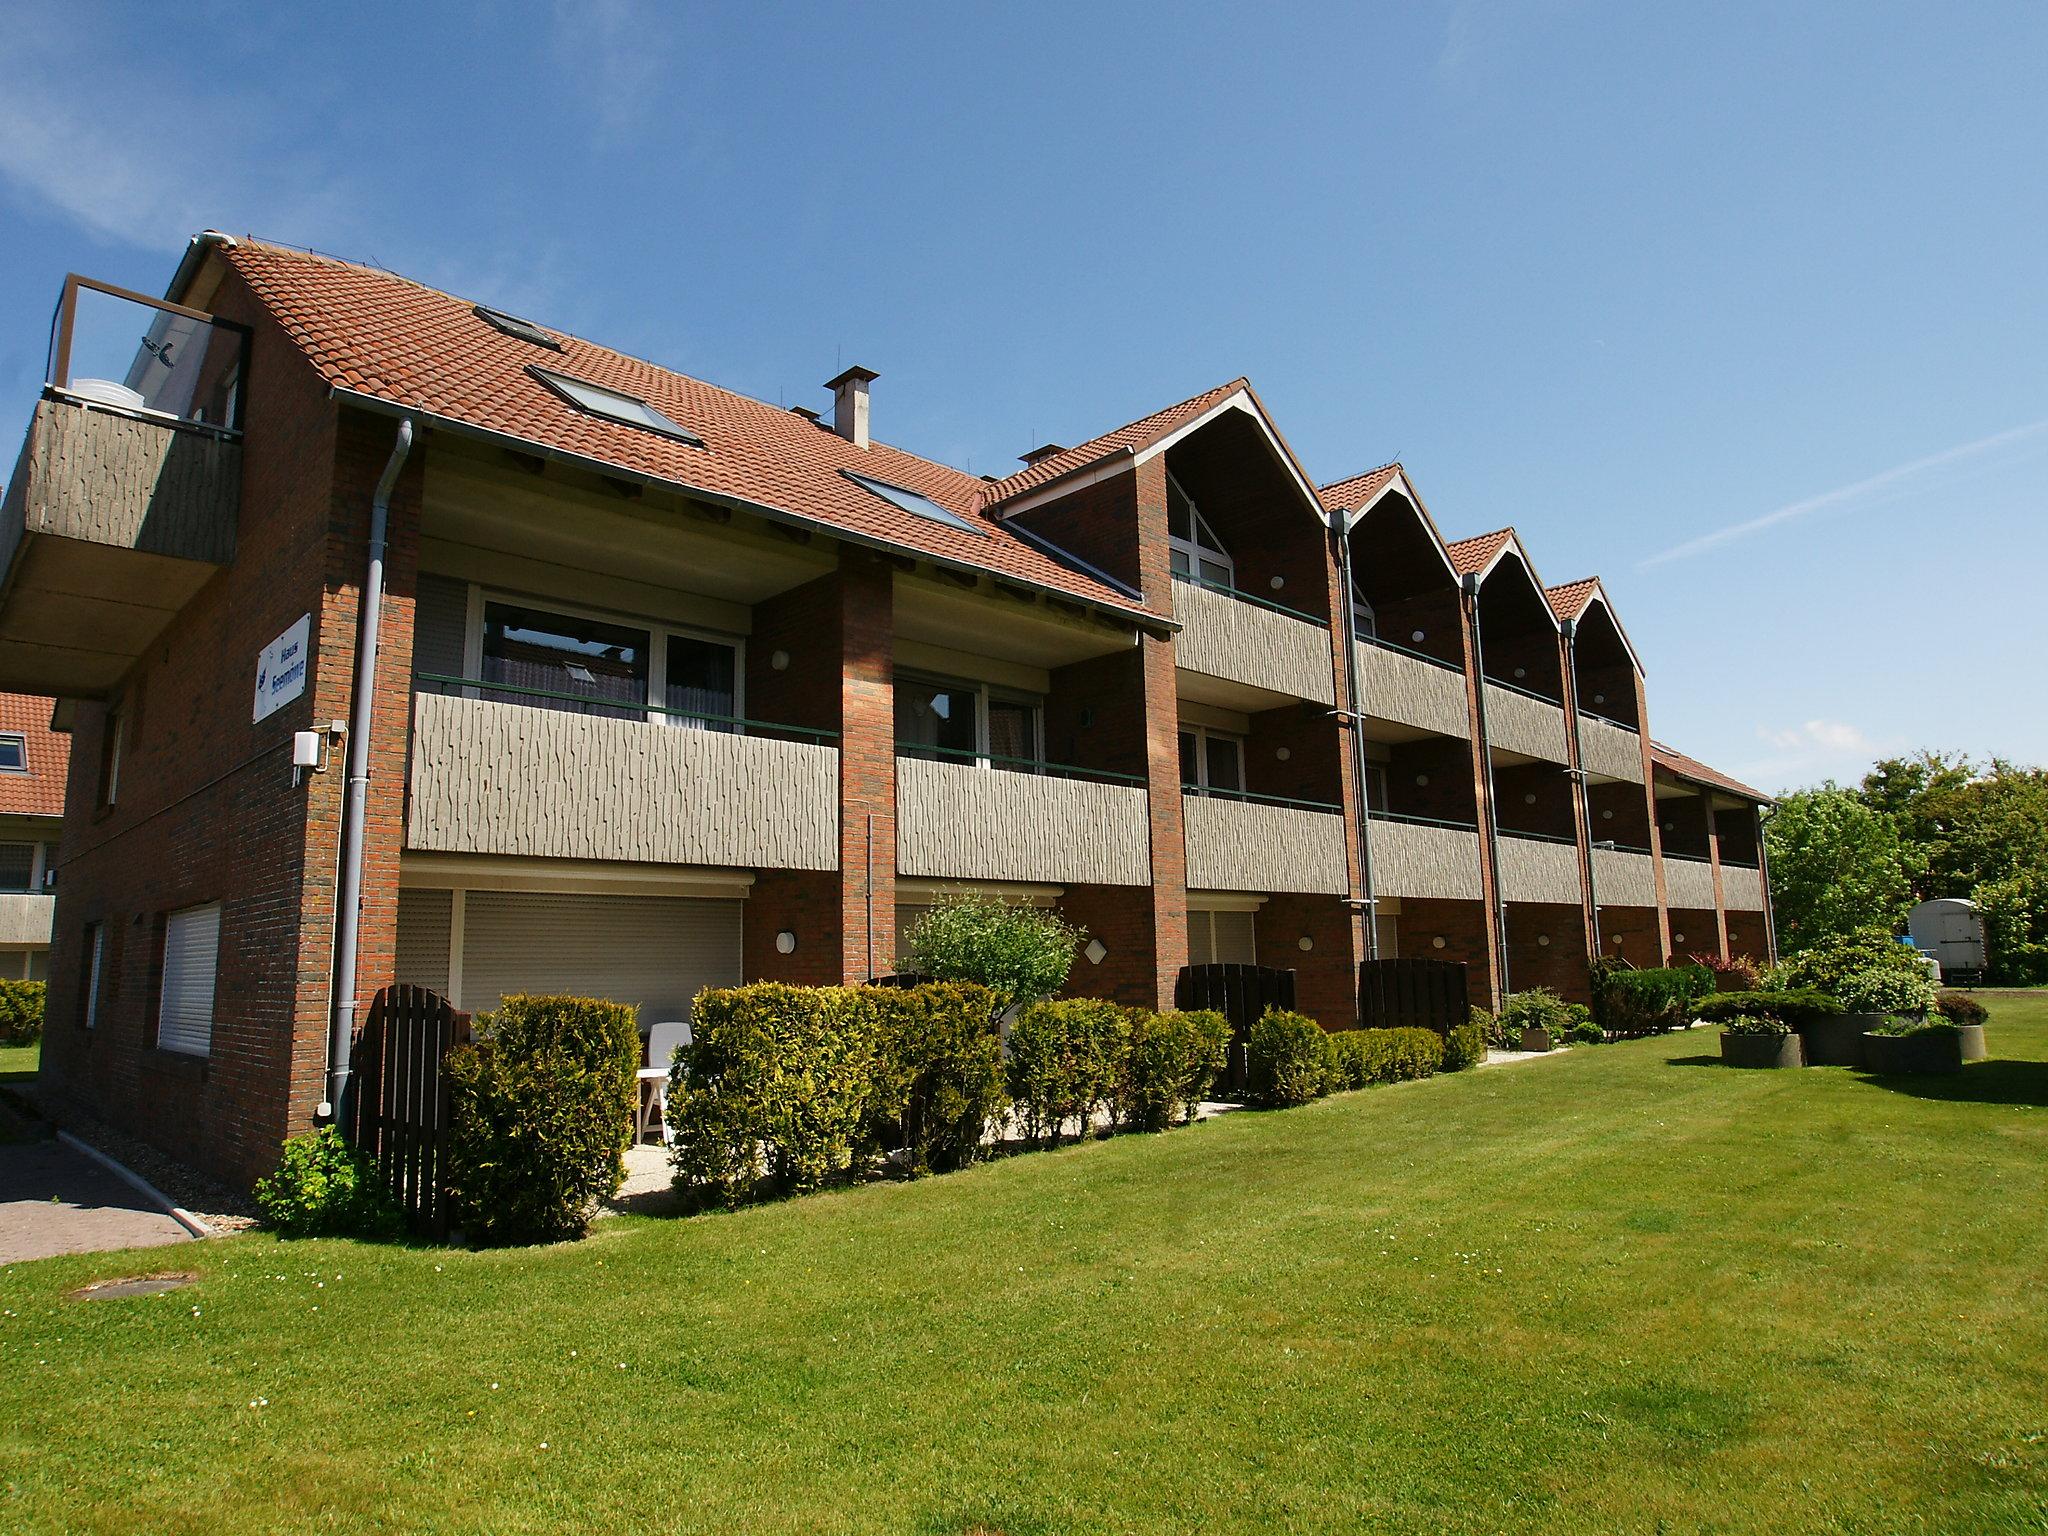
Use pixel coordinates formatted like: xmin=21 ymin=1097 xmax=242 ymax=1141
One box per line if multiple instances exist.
xmin=2 ymin=1 xmax=2043 ymax=792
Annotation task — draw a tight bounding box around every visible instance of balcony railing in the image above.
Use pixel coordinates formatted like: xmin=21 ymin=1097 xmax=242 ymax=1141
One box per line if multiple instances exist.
xmin=1576 ymin=711 xmax=1645 ymax=782
xmin=1366 ymin=811 xmax=1483 ymax=901
xmin=1496 ymin=827 xmax=1583 ymax=905
xmin=1172 ymin=576 xmax=1335 ymax=705
xmin=1720 ymin=862 xmax=1768 ymax=912
xmin=895 ymin=740 xmax=1144 ymax=787
xmin=1481 ymin=681 xmax=1569 ymax=764
xmin=1182 ymin=791 xmax=1346 ymax=894
xmin=1354 ymin=637 xmax=1472 ymax=740
xmin=414 ymin=672 xmax=837 ymax=745
xmin=1590 ymin=846 xmax=1657 ymax=908
xmin=406 ymin=691 xmax=839 ymax=871
xmin=898 ymin=755 xmax=1150 ymax=886
xmin=0 ymin=892 xmax=55 ymax=947
xmin=1662 ymin=854 xmax=1718 ymax=910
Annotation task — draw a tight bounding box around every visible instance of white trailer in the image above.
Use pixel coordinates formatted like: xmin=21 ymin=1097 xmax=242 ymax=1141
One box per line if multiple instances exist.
xmin=1907 ymin=897 xmax=1987 ymax=985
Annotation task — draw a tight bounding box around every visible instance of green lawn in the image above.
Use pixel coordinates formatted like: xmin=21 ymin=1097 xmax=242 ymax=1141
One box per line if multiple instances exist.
xmin=0 ymin=1041 xmax=37 ymax=1080
xmin=4 ymin=998 xmax=2045 ymax=1534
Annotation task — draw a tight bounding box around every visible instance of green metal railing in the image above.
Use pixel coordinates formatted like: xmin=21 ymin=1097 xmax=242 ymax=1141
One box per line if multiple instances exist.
xmin=1576 ymin=706 xmax=1640 ymax=732
xmin=1483 ymin=674 xmax=1566 ymax=707
xmin=1498 ymin=825 xmax=1578 ymax=846
xmin=1172 ymin=571 xmax=1328 ymax=628
xmin=1368 ymin=808 xmax=1481 ymax=832
xmin=1181 ymin=784 xmax=1342 ymax=814
xmin=413 ymin=673 xmax=840 ymax=742
xmin=896 ymin=741 xmax=1147 ymax=787
xmin=1354 ymin=630 xmax=1465 ymax=673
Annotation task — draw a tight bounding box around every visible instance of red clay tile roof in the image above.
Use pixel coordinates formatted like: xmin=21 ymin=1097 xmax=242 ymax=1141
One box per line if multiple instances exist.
xmin=974 ymin=379 xmax=1250 ymax=507
xmin=1445 ymin=528 xmax=1514 ymax=576
xmin=0 ymin=693 xmax=67 ymax=818
xmin=1318 ymin=462 xmax=1401 ymax=511
xmin=212 ymin=241 xmax=1159 ymax=622
xmin=1651 ymin=740 xmax=1771 ymax=804
xmin=1545 ymin=578 xmax=1600 ymax=620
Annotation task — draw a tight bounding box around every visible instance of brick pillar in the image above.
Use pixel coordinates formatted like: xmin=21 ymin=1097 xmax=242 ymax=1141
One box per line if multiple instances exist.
xmin=1133 ymin=458 xmax=1188 ymax=1009
xmin=1461 ymin=598 xmax=1506 ymax=1009
xmin=1558 ymin=630 xmax=1600 ymax=966
xmin=1703 ymin=792 xmax=1730 ymax=960
xmin=836 ymin=552 xmax=896 ymax=982
xmin=1632 ymin=668 xmax=1673 ymax=963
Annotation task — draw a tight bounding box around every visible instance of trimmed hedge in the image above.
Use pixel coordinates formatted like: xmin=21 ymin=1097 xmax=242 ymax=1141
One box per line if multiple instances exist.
xmin=1933 ymin=990 xmax=1988 ymax=1027
xmin=1007 ymin=997 xmax=1130 ymax=1144
xmin=1322 ymin=1027 xmax=1444 ymax=1090
xmin=1590 ymin=961 xmax=1714 ymax=1037
xmin=446 ymin=994 xmax=639 ymax=1244
xmin=1442 ymin=1017 xmax=1488 ymax=1072
xmin=1246 ymin=1009 xmax=1329 ymax=1108
xmin=1694 ymin=988 xmax=1843 ymax=1029
xmin=1115 ymin=1008 xmax=1231 ymax=1132
xmin=0 ymin=978 xmax=45 ymax=1046
xmin=866 ymin=982 xmax=1005 ymax=1175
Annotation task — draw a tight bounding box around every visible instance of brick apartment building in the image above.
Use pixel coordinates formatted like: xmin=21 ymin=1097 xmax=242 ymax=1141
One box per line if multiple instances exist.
xmin=0 ymin=234 xmax=1773 ymax=1186
xmin=0 ymin=692 xmax=66 ymax=978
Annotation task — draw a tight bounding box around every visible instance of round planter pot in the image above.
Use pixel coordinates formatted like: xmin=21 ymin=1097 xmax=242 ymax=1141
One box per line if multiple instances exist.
xmin=1861 ymin=1029 xmax=1965 ymax=1076
xmin=1955 ymin=1023 xmax=1988 ymax=1062
xmin=1802 ymin=1012 xmax=1880 ymax=1068
xmin=1721 ymin=1030 xmax=1804 ymax=1068
xmin=1519 ymin=1026 xmax=1553 ymax=1053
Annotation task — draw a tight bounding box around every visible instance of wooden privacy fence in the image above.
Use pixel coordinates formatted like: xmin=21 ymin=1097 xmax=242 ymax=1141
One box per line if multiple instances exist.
xmin=1358 ymin=957 xmax=1470 ymax=1036
xmin=343 ymin=984 xmax=466 ymax=1240
xmin=1175 ymin=964 xmax=1297 ymax=1096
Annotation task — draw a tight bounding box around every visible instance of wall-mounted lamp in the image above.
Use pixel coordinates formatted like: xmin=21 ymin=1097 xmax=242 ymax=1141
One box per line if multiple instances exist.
xmin=1537 ymin=934 xmax=1551 ymax=947
xmin=1276 ymin=746 xmax=1292 ymax=762
xmin=1513 ymin=666 xmax=1527 ymax=679
xmin=1084 ymin=938 xmax=1108 ymax=965
xmin=1673 ymin=932 xmax=1686 ymax=945
xmin=1431 ymin=936 xmax=1447 ymax=950
xmin=1415 ymin=773 xmax=1430 ymax=787
xmin=1410 ymin=629 xmax=1425 ymax=643
xmin=775 ymin=930 xmax=797 ymax=955
xmin=1268 ymin=575 xmax=1286 ymax=591
xmin=1524 ymin=792 xmax=1537 ymax=805
xmin=1601 ymin=809 xmax=1613 ymax=820
xmin=1297 ymin=935 xmax=1313 ymax=952
xmin=770 ymin=649 xmax=791 ymax=672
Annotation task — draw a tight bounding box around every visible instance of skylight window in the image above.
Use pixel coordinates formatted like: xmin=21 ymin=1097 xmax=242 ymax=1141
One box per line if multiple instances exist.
xmin=474 ymin=304 xmax=562 ymax=350
xmin=842 ymin=472 xmax=985 ymax=537
xmin=529 ymin=366 xmax=702 ymax=445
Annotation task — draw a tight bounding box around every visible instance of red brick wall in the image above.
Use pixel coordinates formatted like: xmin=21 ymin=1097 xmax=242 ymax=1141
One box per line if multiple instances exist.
xmin=1600 ymin=905 xmax=1666 ymax=971
xmin=1503 ymin=901 xmax=1591 ymax=1002
xmin=1252 ymin=894 xmax=1355 ymax=1030
xmin=1394 ymin=899 xmax=1492 ymax=1001
xmin=1005 ymin=468 xmax=1151 ymax=603
xmin=744 ymin=869 xmax=851 ymax=985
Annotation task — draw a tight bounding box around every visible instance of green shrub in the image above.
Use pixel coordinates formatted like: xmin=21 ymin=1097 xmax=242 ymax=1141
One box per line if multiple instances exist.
xmin=1006 ymin=997 xmax=1130 ymax=1144
xmin=445 ymin=994 xmax=639 ymax=1245
xmin=1114 ymin=1009 xmax=1230 ymax=1131
xmin=1690 ymin=952 xmax=1762 ymax=990
xmin=1773 ymin=927 xmax=1939 ymax=1016
xmin=1322 ymin=1027 xmax=1444 ymax=1090
xmin=669 ymin=984 xmax=877 ymax=1203
xmin=1566 ymin=1010 xmax=1605 ymax=1045
xmin=1442 ymin=1017 xmax=1488 ymax=1072
xmin=1695 ymin=988 xmax=1843 ymax=1028
xmin=1720 ymin=1014 xmax=1791 ymax=1037
xmin=1933 ymin=990 xmax=1988 ymax=1027
xmin=1589 ymin=960 xmax=1714 ymax=1037
xmin=1867 ymin=1018 xmax=1958 ymax=1039
xmin=252 ymin=1127 xmax=402 ymax=1238
xmin=1497 ymin=988 xmax=1575 ymax=1049
xmin=0 ymin=979 xmax=45 ymax=1046
xmin=865 ymin=982 xmax=1005 ymax=1175
xmin=900 ymin=897 xmax=1085 ymax=1013
xmin=1245 ymin=1009 xmax=1330 ymax=1108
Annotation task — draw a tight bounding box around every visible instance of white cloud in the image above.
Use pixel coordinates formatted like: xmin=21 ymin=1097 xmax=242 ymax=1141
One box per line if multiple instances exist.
xmin=551 ymin=0 xmax=674 ymax=145
xmin=1727 ymin=718 xmax=1900 ymax=794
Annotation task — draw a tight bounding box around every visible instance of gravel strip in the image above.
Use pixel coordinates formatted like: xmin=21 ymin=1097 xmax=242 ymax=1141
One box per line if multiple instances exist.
xmin=29 ymin=1097 xmax=259 ymax=1234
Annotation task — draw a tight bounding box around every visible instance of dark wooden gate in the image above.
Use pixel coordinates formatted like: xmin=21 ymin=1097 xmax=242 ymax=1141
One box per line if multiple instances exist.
xmin=1358 ymin=957 xmax=1470 ymax=1036
xmin=344 ymin=984 xmax=465 ymax=1240
xmin=1175 ymin=964 xmax=1297 ymax=1095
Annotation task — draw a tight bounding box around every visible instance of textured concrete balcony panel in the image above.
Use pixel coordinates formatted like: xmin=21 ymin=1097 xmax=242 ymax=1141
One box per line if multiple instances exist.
xmin=1355 ymin=642 xmax=1470 ymax=739
xmin=1182 ymin=795 xmax=1346 ymax=894
xmin=1720 ymin=862 xmax=1767 ymax=912
xmin=1578 ymin=714 xmax=1645 ymax=782
xmin=1483 ymin=684 xmax=1569 ymax=764
xmin=407 ymin=693 xmax=838 ymax=870
xmin=898 ymin=757 xmax=1150 ymax=886
xmin=1498 ymin=832 xmax=1583 ymax=905
xmin=1591 ymin=847 xmax=1657 ymax=908
xmin=1172 ymin=581 xmax=1335 ymax=705
xmin=1663 ymin=855 xmax=1719 ymax=910
xmin=0 ymin=892 xmax=54 ymax=946
xmin=1368 ymin=817 xmax=1483 ymax=902
xmin=0 ymin=398 xmax=239 ymax=696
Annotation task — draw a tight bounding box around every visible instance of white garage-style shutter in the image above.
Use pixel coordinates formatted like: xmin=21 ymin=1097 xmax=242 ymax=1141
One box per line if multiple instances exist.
xmin=157 ymin=902 xmax=221 ymax=1056
xmin=459 ymin=891 xmax=741 ymax=1024
xmin=394 ymin=888 xmax=453 ymax=995
xmin=1188 ymin=908 xmax=1257 ymax=967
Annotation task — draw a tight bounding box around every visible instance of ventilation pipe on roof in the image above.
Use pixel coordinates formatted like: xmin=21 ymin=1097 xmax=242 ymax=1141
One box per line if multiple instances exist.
xmin=826 ymin=365 xmax=877 ymax=449
xmin=1020 ymin=443 xmax=1066 ymax=466
xmin=321 ymin=415 xmax=415 ymax=1124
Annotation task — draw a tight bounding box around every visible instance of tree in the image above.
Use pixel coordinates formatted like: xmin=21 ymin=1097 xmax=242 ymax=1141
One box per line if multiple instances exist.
xmin=1763 ymin=787 xmax=1916 ymax=951
xmin=900 ymin=897 xmax=1085 ymax=1013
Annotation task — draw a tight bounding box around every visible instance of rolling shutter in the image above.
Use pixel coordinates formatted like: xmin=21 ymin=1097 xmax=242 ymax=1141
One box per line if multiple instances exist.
xmin=157 ymin=903 xmax=221 ymax=1057
xmin=413 ymin=574 xmax=471 ymax=689
xmin=394 ymin=888 xmax=452 ymax=995
xmin=460 ymin=890 xmax=740 ymax=1023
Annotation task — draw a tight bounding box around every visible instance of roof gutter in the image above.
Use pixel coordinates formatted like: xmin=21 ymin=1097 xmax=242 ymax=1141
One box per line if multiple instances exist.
xmin=330 ymin=388 xmax=1176 ymax=640
xmin=164 ymin=229 xmax=240 ymax=305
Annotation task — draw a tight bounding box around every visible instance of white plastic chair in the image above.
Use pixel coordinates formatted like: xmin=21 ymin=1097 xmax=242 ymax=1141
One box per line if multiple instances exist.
xmin=641 ymin=1021 xmax=693 ymax=1145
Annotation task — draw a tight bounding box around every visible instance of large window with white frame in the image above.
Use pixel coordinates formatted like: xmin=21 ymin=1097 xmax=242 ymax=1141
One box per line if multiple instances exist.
xmin=1178 ymin=725 xmax=1245 ymax=795
xmin=1167 ymin=472 xmax=1235 ymax=589
xmin=895 ymin=672 xmax=1043 ymax=769
xmin=477 ymin=596 xmax=742 ymax=730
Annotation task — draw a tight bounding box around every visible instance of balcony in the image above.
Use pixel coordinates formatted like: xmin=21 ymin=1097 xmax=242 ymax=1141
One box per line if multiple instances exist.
xmin=1482 ymin=681 xmax=1570 ymax=764
xmin=898 ymin=755 xmax=1150 ymax=886
xmin=1354 ymin=637 xmax=1471 ymax=739
xmin=1663 ymin=854 xmax=1718 ymax=910
xmin=1366 ymin=812 xmax=1483 ymax=901
xmin=1577 ymin=712 xmax=1645 ymax=782
xmin=1720 ymin=862 xmax=1767 ymax=912
xmin=1172 ymin=578 xmax=1335 ymax=705
xmin=0 ymin=280 xmax=246 ymax=697
xmin=1182 ymin=791 xmax=1346 ymax=894
xmin=1590 ymin=846 xmax=1657 ymax=907
xmin=1497 ymin=829 xmax=1583 ymax=904
xmin=406 ymin=692 xmax=839 ymax=870
xmin=0 ymin=892 xmax=55 ymax=947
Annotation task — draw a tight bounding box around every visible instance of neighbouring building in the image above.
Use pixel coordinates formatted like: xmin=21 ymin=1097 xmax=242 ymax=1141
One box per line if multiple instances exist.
xmin=0 ymin=693 xmax=66 ymax=979
xmin=0 ymin=235 xmax=1774 ymax=1187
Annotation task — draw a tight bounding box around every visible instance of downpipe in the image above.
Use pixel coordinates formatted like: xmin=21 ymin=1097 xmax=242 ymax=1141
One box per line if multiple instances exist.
xmin=322 ymin=416 xmax=415 ymax=1121
xmin=1330 ymin=507 xmax=1379 ymax=961
xmin=1561 ymin=618 xmax=1601 ymax=955
xmin=1464 ymin=572 xmax=1510 ymax=996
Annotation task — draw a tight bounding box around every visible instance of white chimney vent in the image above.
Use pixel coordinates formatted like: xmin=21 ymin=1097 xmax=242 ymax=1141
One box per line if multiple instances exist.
xmin=825 ymin=365 xmax=877 ymax=449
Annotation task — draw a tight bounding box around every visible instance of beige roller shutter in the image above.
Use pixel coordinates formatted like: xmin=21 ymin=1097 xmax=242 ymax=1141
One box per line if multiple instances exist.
xmin=157 ymin=902 xmax=221 ymax=1057
xmin=1212 ymin=909 xmax=1257 ymax=965
xmin=460 ymin=890 xmax=741 ymax=1024
xmin=395 ymin=888 xmax=452 ymax=995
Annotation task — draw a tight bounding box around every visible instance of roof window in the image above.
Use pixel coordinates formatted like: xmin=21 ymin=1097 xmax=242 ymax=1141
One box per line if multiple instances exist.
xmin=530 ymin=367 xmax=702 ymax=446
xmin=474 ymin=305 xmax=563 ymax=350
xmin=842 ymin=472 xmax=985 ymax=537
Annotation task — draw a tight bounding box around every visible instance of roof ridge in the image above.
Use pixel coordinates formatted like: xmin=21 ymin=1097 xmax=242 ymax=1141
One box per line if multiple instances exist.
xmin=976 ymin=376 xmax=1251 ymax=507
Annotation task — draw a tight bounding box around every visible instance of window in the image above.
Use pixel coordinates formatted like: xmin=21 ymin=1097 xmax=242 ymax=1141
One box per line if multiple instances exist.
xmin=895 ymin=673 xmax=1042 ymax=768
xmin=664 ymin=634 xmax=739 ymax=731
xmin=0 ymin=733 xmax=24 ymax=772
xmin=843 ymin=472 xmax=987 ymax=537
xmin=1364 ymin=763 xmax=1389 ymax=813
xmin=475 ymin=304 xmax=563 ymax=350
xmin=478 ymin=598 xmax=742 ymax=728
xmin=157 ymin=903 xmax=221 ymax=1057
xmin=530 ymin=366 xmax=701 ymax=444
xmin=0 ymin=844 xmax=33 ymax=894
xmin=1188 ymin=909 xmax=1256 ymax=966
xmin=1350 ymin=578 xmax=1377 ymax=641
xmin=98 ymin=706 xmax=123 ymax=809
xmin=82 ymin=923 xmax=103 ymax=1030
xmin=1167 ymin=472 xmax=1234 ymax=588
xmin=1179 ymin=726 xmax=1244 ymax=795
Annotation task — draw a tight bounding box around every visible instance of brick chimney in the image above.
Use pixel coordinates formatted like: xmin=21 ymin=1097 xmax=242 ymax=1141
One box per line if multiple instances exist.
xmin=825 ymin=365 xmax=877 ymax=449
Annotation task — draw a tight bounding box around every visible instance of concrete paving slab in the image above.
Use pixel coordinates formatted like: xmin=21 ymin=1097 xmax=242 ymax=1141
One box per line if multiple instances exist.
xmin=0 ymin=1138 xmax=194 ymax=1263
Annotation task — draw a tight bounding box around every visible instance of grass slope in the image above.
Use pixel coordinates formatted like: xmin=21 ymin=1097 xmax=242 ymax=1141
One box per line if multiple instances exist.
xmin=3 ymin=997 xmax=2045 ymax=1534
